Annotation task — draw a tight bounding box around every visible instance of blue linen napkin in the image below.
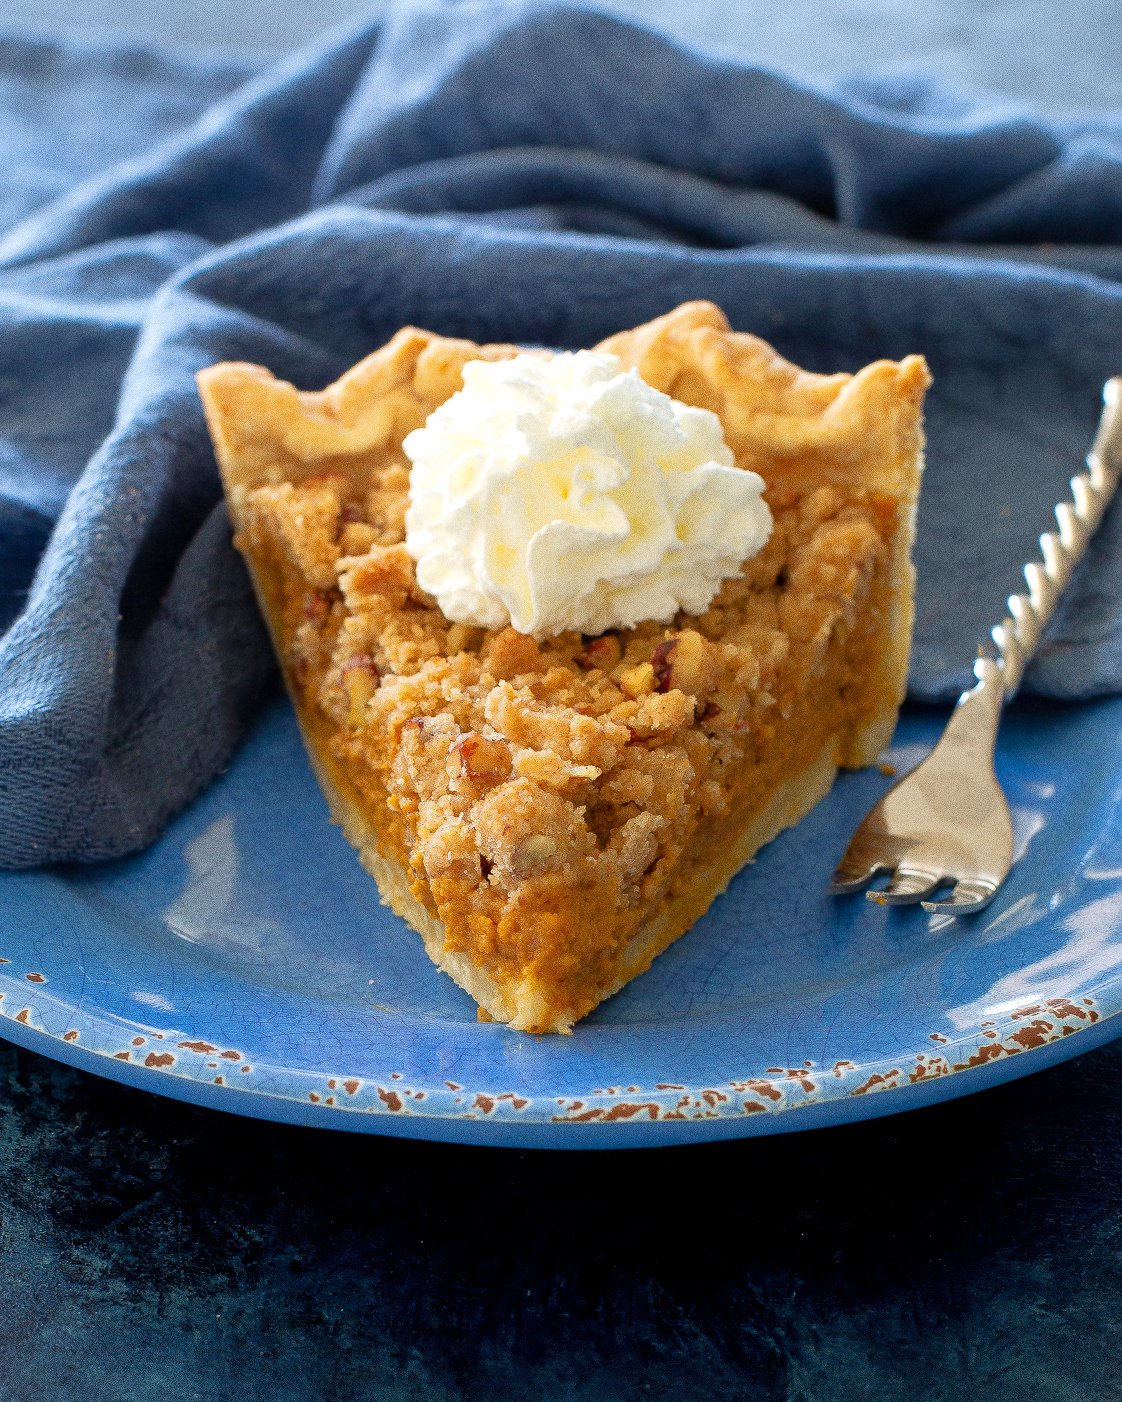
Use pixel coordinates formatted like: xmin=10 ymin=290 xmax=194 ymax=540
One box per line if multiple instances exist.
xmin=4 ymin=0 xmax=1122 ymax=868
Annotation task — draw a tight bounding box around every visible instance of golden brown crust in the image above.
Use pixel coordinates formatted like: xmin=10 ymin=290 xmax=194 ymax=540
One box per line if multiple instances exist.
xmin=198 ymin=301 xmax=930 ymax=1033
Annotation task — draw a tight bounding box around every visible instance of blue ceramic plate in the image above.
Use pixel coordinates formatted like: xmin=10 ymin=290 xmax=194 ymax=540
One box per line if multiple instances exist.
xmin=3 ymin=690 xmax=1122 ymax=1148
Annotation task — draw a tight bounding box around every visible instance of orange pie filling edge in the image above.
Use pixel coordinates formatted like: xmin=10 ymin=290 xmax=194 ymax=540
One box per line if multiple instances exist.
xmin=197 ymin=302 xmax=931 ymax=1034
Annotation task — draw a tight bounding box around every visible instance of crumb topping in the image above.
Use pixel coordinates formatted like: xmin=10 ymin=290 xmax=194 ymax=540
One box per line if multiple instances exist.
xmin=206 ymin=301 xmax=929 ymax=1030
xmin=241 ymin=450 xmax=892 ymax=1010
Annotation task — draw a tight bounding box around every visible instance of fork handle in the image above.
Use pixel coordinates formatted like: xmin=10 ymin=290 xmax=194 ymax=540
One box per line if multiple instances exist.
xmin=991 ymin=378 xmax=1122 ymax=695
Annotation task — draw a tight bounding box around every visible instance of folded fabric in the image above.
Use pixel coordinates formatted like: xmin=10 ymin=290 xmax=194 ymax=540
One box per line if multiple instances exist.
xmin=4 ymin=0 xmax=1122 ymax=868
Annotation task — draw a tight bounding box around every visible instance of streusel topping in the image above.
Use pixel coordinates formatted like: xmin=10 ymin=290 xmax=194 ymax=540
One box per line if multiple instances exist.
xmin=242 ymin=459 xmax=889 ymax=984
xmin=204 ymin=299 xmax=929 ymax=1028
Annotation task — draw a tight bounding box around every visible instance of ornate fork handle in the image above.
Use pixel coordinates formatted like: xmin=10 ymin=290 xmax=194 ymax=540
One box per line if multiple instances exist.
xmin=995 ymin=378 xmax=1122 ymax=695
xmin=830 ymin=379 xmax=1122 ymax=914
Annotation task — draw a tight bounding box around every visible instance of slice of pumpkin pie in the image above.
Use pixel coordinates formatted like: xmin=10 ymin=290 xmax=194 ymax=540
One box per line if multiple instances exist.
xmin=197 ymin=301 xmax=930 ymax=1033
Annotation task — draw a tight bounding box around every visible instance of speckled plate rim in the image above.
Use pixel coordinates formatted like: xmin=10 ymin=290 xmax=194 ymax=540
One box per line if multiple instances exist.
xmin=1 ymin=952 xmax=1119 ymax=1150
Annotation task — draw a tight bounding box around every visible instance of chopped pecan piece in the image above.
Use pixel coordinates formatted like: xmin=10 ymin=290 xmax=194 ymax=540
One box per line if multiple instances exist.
xmin=510 ymin=834 xmax=559 ymax=876
xmin=340 ymin=653 xmax=379 ymax=725
xmin=650 ymin=629 xmax=719 ymax=697
xmin=449 ymin=732 xmax=512 ymax=788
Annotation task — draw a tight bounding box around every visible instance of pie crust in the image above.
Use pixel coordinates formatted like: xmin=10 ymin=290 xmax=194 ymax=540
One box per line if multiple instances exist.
xmin=197 ymin=302 xmax=930 ymax=1033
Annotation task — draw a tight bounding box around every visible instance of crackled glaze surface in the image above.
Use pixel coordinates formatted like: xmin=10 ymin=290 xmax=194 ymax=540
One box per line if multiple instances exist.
xmin=3 ymin=690 xmax=1122 ymax=1148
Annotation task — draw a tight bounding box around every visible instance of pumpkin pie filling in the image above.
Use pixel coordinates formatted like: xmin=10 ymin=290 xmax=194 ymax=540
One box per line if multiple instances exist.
xmin=198 ymin=301 xmax=930 ymax=1033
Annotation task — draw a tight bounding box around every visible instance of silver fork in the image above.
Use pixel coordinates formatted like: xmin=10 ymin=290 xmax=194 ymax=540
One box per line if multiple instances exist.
xmin=829 ymin=378 xmax=1122 ymax=914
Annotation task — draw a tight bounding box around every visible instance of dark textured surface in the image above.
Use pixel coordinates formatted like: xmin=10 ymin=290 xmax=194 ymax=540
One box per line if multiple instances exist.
xmin=2 ymin=1030 xmax=1122 ymax=1400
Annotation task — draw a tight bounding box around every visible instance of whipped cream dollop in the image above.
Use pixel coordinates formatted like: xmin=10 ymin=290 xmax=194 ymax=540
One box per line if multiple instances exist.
xmin=402 ymin=350 xmax=772 ymax=638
